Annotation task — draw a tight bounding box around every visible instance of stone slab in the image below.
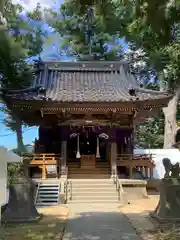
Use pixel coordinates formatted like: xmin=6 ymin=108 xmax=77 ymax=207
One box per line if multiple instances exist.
xmin=63 ymin=204 xmax=141 ymax=240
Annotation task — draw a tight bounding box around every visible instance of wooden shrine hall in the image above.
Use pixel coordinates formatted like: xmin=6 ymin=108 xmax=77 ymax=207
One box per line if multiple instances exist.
xmin=3 ymin=61 xmax=172 ymax=180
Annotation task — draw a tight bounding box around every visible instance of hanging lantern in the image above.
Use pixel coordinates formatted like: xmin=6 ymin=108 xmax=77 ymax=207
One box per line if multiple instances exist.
xmin=76 ymin=134 xmax=81 ymax=159
xmin=96 ymin=136 xmax=100 ymax=158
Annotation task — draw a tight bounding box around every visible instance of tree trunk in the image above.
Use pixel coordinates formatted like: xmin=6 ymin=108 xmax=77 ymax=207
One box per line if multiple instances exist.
xmin=163 ymin=88 xmax=180 ymax=148
xmin=15 ymin=122 xmax=26 ymax=155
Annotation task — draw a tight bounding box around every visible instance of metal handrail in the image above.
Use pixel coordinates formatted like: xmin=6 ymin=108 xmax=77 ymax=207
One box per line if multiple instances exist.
xmin=116 ymin=174 xmax=121 ymax=201
xmin=34 ymin=183 xmax=40 ymax=204
xmin=69 ymin=180 xmax=72 ymax=200
xmin=64 ymin=181 xmax=68 ymax=203
xmin=112 ymin=169 xmax=121 ymax=201
xmin=64 ymin=180 xmax=72 ymax=203
xmin=64 ymin=167 xmax=72 ymax=203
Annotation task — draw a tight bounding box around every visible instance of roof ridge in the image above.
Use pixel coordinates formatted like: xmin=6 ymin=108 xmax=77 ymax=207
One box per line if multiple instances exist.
xmin=135 ymin=87 xmax=169 ymax=95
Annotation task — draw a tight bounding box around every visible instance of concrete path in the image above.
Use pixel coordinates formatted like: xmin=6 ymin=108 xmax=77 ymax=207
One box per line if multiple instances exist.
xmin=63 ymin=204 xmax=141 ymax=240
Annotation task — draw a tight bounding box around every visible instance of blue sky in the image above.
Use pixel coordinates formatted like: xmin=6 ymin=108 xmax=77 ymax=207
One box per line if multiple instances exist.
xmin=0 ymin=0 xmax=62 ymax=149
xmin=0 ymin=0 xmax=128 ymax=149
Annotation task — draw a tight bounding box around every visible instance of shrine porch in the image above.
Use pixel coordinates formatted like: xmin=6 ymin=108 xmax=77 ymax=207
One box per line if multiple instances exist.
xmin=25 ymin=153 xmax=155 ymax=180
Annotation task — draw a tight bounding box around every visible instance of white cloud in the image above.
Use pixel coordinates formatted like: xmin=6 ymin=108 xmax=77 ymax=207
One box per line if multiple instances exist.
xmin=12 ymin=0 xmax=57 ymax=11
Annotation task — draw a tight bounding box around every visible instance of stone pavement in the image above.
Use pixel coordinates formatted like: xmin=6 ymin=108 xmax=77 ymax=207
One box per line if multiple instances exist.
xmin=120 ymin=195 xmax=159 ymax=240
xmin=63 ymin=204 xmax=141 ymax=240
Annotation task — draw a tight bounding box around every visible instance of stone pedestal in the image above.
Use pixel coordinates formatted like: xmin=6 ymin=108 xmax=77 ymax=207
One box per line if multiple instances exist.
xmin=120 ymin=179 xmax=148 ymax=204
xmin=152 ymin=178 xmax=180 ymax=222
xmin=2 ymin=174 xmax=41 ymax=223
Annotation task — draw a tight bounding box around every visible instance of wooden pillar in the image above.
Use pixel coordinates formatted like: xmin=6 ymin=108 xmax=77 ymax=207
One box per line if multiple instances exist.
xmin=106 ymin=142 xmax=110 ymax=163
xmin=110 ymin=128 xmax=117 ymax=177
xmin=140 ymin=166 xmax=144 ymax=175
xmin=130 ymin=132 xmax=134 ymax=154
xmin=110 ymin=141 xmax=117 ymax=176
xmin=132 ymin=112 xmax=137 ymax=153
xmin=129 ymin=164 xmax=133 ymax=179
xmin=109 ymin=128 xmax=117 ymax=177
xmin=145 ymin=167 xmax=149 ymax=178
xmin=127 ymin=136 xmax=131 ymax=154
xmin=61 ymin=141 xmax=67 ymax=178
xmin=42 ymin=154 xmax=46 ymax=180
xmin=150 ymin=167 xmax=153 ymax=178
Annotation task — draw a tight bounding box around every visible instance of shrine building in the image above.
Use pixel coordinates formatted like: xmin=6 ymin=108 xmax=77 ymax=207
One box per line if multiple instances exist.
xmin=3 ymin=61 xmax=172 ymax=181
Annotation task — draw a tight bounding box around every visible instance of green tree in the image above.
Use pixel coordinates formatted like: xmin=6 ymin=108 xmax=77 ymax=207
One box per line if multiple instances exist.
xmin=46 ymin=1 xmax=123 ymax=60
xmin=117 ymin=0 xmax=180 ymax=148
xmin=135 ymin=114 xmax=165 ymax=149
xmin=0 ymin=1 xmax=44 ymax=154
xmin=125 ymin=47 xmax=165 ymax=148
xmin=67 ymin=0 xmax=180 ymax=148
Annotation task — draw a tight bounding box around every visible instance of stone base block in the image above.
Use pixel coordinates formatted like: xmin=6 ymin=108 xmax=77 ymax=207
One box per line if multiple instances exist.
xmin=59 ymin=193 xmax=65 ymax=204
xmin=120 ymin=179 xmax=148 ymax=204
xmin=151 ymin=212 xmax=180 ymax=223
xmin=152 ymin=178 xmax=180 ymax=221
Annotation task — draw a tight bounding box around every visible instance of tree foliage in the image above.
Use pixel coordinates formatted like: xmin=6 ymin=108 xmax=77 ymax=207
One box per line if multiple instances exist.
xmin=117 ymin=0 xmax=180 ymax=148
xmin=68 ymin=0 xmax=180 ymax=148
xmin=136 ymin=114 xmax=165 ymax=149
xmin=45 ymin=0 xmax=171 ymax=148
xmin=47 ymin=1 xmax=123 ymax=60
xmin=0 ymin=1 xmax=45 ymax=153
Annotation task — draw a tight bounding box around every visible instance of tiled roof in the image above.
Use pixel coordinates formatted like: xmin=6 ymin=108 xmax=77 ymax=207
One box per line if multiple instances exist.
xmin=4 ymin=61 xmax=171 ymax=103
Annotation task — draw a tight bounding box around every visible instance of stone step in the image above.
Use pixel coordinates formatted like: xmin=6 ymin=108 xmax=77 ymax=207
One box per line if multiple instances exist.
xmin=68 ymin=165 xmax=110 ymax=168
xmin=70 ymin=178 xmax=113 ymax=181
xmin=72 ymin=185 xmax=115 ymax=190
xmin=72 ymin=192 xmax=117 ymax=197
xmin=70 ymin=179 xmax=115 ymax=184
xmin=72 ymin=182 xmax=115 ymax=185
xmin=68 ymin=168 xmax=110 ymax=171
xmin=68 ymin=167 xmax=110 ymax=171
xmin=73 ymin=194 xmax=118 ymax=200
xmin=68 ymin=171 xmax=110 ymax=175
xmin=69 ymin=199 xmax=119 ymax=203
xmin=67 ymin=178 xmax=118 ymax=204
xmin=72 ymin=184 xmax=115 ymax=188
xmin=68 ymin=174 xmax=111 ymax=179
xmin=68 ymin=173 xmax=111 ymax=177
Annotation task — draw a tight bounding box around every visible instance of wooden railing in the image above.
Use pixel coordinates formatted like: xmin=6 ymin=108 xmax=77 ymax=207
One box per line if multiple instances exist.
xmin=23 ymin=153 xmax=61 ymax=180
xmin=117 ymin=154 xmax=155 ymax=179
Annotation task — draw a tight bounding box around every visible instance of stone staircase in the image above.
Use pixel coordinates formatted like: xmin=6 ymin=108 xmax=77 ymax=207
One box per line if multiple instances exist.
xmin=66 ymin=161 xmax=119 ymax=203
xmin=67 ymin=162 xmax=111 ymax=179
xmin=69 ymin=179 xmax=119 ymax=203
xmin=35 ymin=183 xmax=61 ymax=206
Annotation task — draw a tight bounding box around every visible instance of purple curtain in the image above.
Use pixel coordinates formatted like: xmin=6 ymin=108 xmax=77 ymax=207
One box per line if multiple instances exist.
xmin=116 ymin=128 xmax=133 ymax=144
xmin=59 ymin=126 xmax=133 ymax=142
xmin=60 ymin=126 xmax=109 ymax=140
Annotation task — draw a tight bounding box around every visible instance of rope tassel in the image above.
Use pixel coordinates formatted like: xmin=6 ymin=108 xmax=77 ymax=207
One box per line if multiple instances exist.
xmin=96 ymin=136 xmax=100 ymax=158
xmin=76 ymin=134 xmax=81 ymax=159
